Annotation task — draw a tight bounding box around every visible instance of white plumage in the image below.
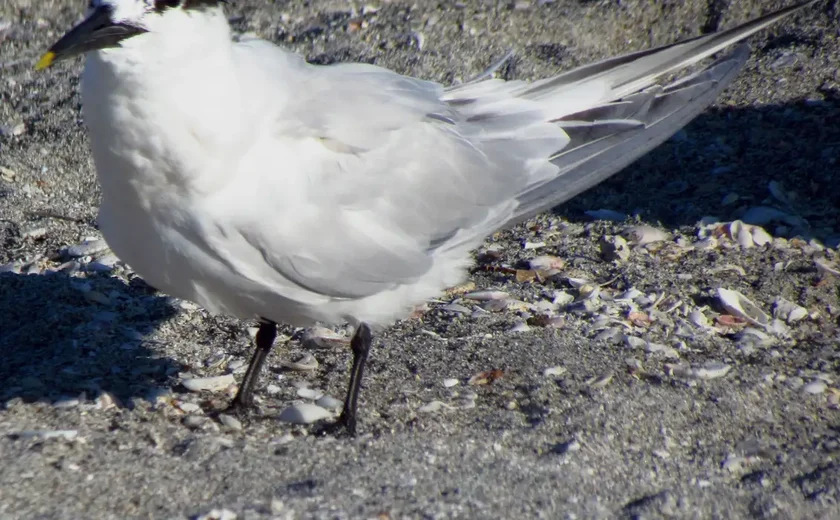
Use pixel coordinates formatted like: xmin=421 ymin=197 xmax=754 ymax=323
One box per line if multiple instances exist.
xmin=39 ymin=0 xmax=818 ymax=432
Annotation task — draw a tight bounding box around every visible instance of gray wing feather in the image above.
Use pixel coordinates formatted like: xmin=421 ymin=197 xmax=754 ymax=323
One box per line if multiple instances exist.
xmin=236 ymin=1 xmax=815 ymax=300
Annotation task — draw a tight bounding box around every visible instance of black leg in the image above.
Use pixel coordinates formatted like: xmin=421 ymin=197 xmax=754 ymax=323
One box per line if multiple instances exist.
xmin=337 ymin=323 xmax=372 ymax=436
xmin=230 ymin=320 xmax=277 ymax=409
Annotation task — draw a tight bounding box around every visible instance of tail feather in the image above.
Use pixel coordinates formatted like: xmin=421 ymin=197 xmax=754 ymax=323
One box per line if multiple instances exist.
xmin=510 ymin=0 xmax=818 ymax=222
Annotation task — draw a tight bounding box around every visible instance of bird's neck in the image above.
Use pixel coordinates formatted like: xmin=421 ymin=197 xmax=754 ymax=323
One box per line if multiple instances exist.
xmin=81 ymin=8 xmax=250 ymax=199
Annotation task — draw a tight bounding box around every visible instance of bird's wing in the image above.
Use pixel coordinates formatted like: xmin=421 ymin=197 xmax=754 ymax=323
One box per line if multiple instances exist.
xmin=223 ymin=1 xmax=815 ymax=300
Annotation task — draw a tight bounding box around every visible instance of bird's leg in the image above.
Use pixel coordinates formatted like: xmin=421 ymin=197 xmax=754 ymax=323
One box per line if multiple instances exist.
xmin=229 ymin=319 xmax=277 ymax=410
xmin=337 ymin=323 xmax=372 ymax=436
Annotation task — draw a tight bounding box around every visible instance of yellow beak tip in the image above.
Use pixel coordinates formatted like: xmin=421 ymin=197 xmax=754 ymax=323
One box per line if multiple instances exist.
xmin=35 ymin=52 xmax=56 ymax=71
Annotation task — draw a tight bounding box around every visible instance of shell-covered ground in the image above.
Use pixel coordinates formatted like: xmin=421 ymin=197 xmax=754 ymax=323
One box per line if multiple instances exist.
xmin=1 ymin=0 xmax=839 ymax=518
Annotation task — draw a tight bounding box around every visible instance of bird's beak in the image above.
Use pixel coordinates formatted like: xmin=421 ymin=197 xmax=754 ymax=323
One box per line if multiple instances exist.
xmin=35 ymin=5 xmax=148 ymax=70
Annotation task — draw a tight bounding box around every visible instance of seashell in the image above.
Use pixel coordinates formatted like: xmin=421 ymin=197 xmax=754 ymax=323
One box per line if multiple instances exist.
xmin=814 ymin=257 xmax=840 ymax=277
xmin=301 ymin=327 xmax=349 ymax=349
xmin=528 ymin=255 xmax=565 ymax=271
xmin=717 ymin=288 xmax=769 ymax=329
xmin=623 ymin=225 xmax=669 ymax=245
xmin=464 ymin=290 xmax=509 ymax=301
xmin=750 ymin=226 xmax=773 ymax=246
xmin=181 ymin=375 xmax=236 ymax=392
xmin=277 ymin=403 xmax=332 ymax=424
xmin=772 ymin=298 xmax=808 ymax=323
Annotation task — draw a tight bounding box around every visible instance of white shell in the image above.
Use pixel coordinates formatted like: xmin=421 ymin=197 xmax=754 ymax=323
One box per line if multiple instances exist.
xmin=623 ymin=225 xmax=669 ymax=245
xmin=463 ymin=290 xmax=509 ymax=301
xmin=181 ymin=375 xmax=236 ymax=392
xmin=773 ymin=298 xmax=808 ymax=323
xmin=277 ymin=403 xmax=332 ymax=424
xmin=717 ymin=288 xmax=770 ymax=328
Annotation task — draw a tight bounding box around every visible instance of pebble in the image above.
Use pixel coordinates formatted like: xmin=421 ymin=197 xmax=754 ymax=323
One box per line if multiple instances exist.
xmin=645 ymin=342 xmax=679 ymax=359
xmin=277 ymin=403 xmax=332 ymax=424
xmin=441 ymin=303 xmax=472 ymax=314
xmin=314 ymin=395 xmax=343 ymax=410
xmin=587 ymin=373 xmax=613 ymax=388
xmin=463 ymin=290 xmax=509 ymax=301
xmin=802 ymin=380 xmax=827 ymax=395
xmin=182 ymin=415 xmax=208 ymax=429
xmin=0 ymin=165 xmax=15 ymax=182
xmin=442 ymin=378 xmax=460 ymax=388
xmin=543 ymin=366 xmax=567 ymax=377
xmin=418 ymin=401 xmax=448 ymax=413
xmin=227 ymin=359 xmax=247 ymax=373
xmin=773 ymin=298 xmax=808 ymax=323
xmin=281 ymin=353 xmax=318 ymax=371
xmin=296 ymin=387 xmax=322 ymax=400
xmin=266 ymin=384 xmax=282 ymax=395
xmin=195 ymin=508 xmax=237 ymax=520
xmin=53 ymin=397 xmax=81 ymax=409
xmin=668 ymin=362 xmax=731 ymax=380
xmin=508 ymin=321 xmax=531 ymax=333
xmin=176 ymin=402 xmax=201 ymax=413
xmin=218 ymin=414 xmax=243 ymax=431
xmin=181 ymin=374 xmax=236 ymax=392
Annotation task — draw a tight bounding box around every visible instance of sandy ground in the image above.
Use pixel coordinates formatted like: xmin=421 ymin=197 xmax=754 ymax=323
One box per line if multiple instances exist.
xmin=1 ymin=0 xmax=840 ymax=518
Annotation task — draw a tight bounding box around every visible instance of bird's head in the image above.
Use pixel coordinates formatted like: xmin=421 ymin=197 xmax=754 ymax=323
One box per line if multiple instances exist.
xmin=36 ymin=0 xmax=225 ymax=70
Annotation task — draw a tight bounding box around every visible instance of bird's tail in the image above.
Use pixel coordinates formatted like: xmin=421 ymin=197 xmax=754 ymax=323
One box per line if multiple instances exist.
xmin=509 ymin=0 xmax=818 ymax=222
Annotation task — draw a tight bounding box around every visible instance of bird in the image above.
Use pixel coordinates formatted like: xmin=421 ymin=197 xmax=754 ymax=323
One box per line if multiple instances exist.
xmin=37 ymin=0 xmax=818 ymax=435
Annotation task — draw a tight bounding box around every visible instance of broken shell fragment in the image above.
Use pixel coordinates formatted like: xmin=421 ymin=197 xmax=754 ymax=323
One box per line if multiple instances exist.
xmin=717 ymin=288 xmax=769 ymax=329
xmin=623 ymin=225 xmax=669 ymax=246
xmin=773 ymin=298 xmax=808 ymax=323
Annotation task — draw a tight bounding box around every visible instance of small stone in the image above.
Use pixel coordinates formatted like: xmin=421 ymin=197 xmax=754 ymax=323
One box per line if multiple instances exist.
xmin=587 ymin=373 xmax=613 ymax=388
xmin=176 ymin=402 xmax=201 ymax=413
xmin=219 ymin=414 xmax=243 ymax=431
xmin=182 ymin=415 xmax=208 ymax=429
xmin=314 ymin=395 xmax=343 ymax=410
xmin=442 ymin=378 xmax=460 ymax=388
xmin=296 ymin=387 xmax=322 ymax=400
xmin=195 ymin=509 xmax=237 ymax=520
xmin=464 ymin=290 xmax=509 ymax=301
xmin=543 ymin=366 xmax=567 ymax=377
xmin=277 ymin=403 xmax=332 ymax=424
xmin=508 ymin=321 xmax=531 ymax=333
xmin=181 ymin=374 xmax=236 ymax=392
xmin=802 ymin=380 xmax=827 ymax=395
xmin=51 ymin=396 xmax=80 ymax=409
xmin=418 ymin=401 xmax=448 ymax=413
